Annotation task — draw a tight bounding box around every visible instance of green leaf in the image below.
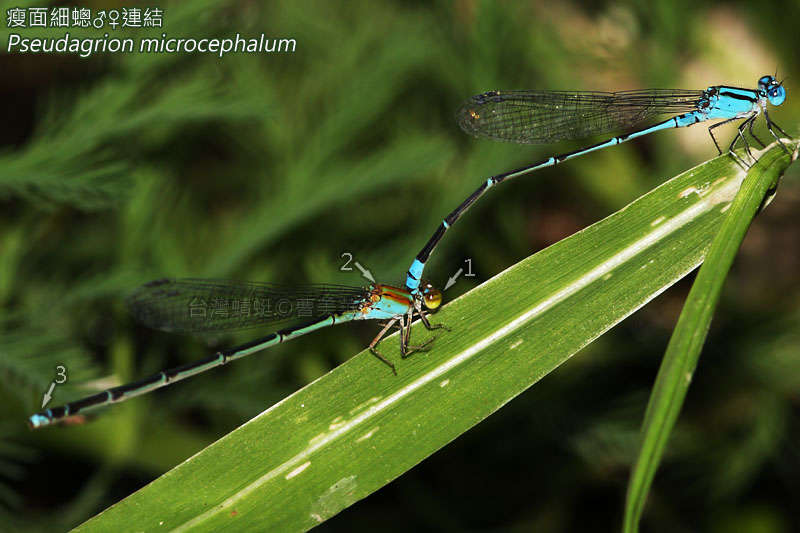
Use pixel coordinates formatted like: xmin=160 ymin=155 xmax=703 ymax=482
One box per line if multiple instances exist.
xmin=75 ymin=142 xmax=798 ymax=532
xmin=623 ymin=141 xmax=798 ymax=532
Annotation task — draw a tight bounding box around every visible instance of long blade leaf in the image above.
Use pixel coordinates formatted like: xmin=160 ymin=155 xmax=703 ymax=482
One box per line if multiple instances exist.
xmin=623 ymin=141 xmax=798 ymax=531
xmin=75 ymin=141 xmax=798 ymax=532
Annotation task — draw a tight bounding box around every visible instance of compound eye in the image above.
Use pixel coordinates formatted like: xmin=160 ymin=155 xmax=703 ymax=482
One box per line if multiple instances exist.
xmin=768 ymin=85 xmax=786 ymax=106
xmin=422 ymin=285 xmax=442 ymax=310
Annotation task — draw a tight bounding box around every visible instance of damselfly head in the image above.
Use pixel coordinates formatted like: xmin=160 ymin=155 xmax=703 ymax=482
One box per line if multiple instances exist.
xmin=759 ymin=75 xmax=786 ymax=106
xmin=420 ymin=281 xmax=442 ymax=311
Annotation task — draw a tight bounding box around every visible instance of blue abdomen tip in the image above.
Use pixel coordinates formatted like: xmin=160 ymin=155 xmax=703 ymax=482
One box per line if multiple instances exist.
xmin=28 ymin=413 xmax=49 ymax=428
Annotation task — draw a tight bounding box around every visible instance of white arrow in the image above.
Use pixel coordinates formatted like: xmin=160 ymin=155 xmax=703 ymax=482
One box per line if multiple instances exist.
xmin=354 ymin=262 xmax=375 ymax=283
xmin=41 ymin=382 xmax=55 ymax=408
xmin=444 ymin=267 xmax=464 ymax=291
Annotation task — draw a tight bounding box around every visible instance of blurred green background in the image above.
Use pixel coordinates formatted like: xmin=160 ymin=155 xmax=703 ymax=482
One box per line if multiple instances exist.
xmin=1 ymin=0 xmax=799 ymax=531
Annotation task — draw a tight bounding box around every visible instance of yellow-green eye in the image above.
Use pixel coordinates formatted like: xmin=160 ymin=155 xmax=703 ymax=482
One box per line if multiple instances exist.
xmin=422 ymin=283 xmax=442 ymax=310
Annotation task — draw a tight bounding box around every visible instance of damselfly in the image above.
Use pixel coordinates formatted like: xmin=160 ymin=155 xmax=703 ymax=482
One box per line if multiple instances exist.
xmin=405 ymin=75 xmax=789 ymax=294
xmin=28 ymin=278 xmax=443 ymax=428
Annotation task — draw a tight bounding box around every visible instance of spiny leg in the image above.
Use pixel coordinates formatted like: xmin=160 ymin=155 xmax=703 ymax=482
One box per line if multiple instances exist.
xmin=406 ymin=305 xmax=442 ymax=347
xmin=732 ymin=115 xmax=757 ymax=163
xmin=418 ymin=307 xmax=450 ymax=332
xmin=398 ymin=313 xmax=436 ymax=359
xmin=717 ymin=115 xmax=754 ymax=170
xmin=747 ymin=115 xmax=766 ymax=148
xmin=763 ymin=108 xmax=791 ymax=155
xmin=726 ymin=144 xmax=752 ymax=171
xmin=765 ymin=108 xmax=790 ymax=138
xmin=369 ymin=318 xmax=398 ymax=375
xmin=380 ymin=318 xmax=404 ymax=334
xmin=751 ymin=110 xmax=787 ymax=212
xmin=403 ymin=308 xmax=413 ymax=349
xmin=708 ymin=117 xmax=744 ymax=155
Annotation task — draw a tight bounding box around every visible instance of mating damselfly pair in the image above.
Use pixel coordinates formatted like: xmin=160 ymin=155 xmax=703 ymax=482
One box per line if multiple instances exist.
xmin=29 ymin=74 xmax=789 ymax=428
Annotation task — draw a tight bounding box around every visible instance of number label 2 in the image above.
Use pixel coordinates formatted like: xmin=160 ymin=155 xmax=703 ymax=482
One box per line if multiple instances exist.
xmin=340 ymin=252 xmax=354 ymax=271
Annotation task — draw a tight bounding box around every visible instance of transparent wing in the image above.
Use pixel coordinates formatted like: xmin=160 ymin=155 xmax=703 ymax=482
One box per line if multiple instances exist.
xmin=457 ymin=89 xmax=705 ymax=143
xmin=126 ymin=278 xmax=369 ymax=333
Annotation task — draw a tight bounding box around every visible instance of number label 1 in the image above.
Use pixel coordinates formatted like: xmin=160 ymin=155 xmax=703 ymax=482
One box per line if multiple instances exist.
xmin=464 ymin=258 xmax=475 ymax=277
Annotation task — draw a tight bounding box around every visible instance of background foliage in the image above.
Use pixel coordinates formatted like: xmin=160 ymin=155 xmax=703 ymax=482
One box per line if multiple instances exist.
xmin=1 ymin=0 xmax=798 ymax=531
